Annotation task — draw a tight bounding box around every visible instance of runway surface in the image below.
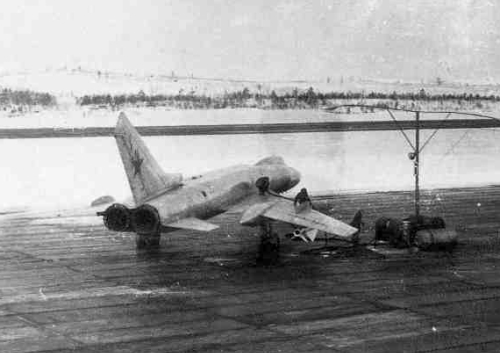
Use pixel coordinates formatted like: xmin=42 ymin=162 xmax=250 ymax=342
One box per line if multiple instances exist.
xmin=1 ymin=186 xmax=500 ymax=352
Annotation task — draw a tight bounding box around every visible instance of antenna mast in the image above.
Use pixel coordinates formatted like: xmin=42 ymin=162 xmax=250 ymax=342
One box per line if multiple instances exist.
xmin=414 ymin=111 xmax=420 ymax=219
xmin=326 ymin=104 xmax=500 ymax=219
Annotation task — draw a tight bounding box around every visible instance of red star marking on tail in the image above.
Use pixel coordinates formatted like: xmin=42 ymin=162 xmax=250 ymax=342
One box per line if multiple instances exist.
xmin=131 ymin=150 xmax=143 ymax=176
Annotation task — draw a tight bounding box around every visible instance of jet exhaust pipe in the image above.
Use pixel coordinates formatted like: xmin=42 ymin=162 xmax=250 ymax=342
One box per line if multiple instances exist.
xmin=131 ymin=204 xmax=161 ymax=234
xmin=98 ymin=203 xmax=132 ymax=232
xmin=98 ymin=203 xmax=161 ymax=234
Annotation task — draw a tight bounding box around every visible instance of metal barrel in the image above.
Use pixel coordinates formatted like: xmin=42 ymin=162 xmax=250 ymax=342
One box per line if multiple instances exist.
xmin=415 ymin=228 xmax=458 ymax=250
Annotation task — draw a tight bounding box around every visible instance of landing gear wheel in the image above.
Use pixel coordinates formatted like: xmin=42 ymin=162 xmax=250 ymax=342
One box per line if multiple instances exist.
xmin=136 ymin=232 xmax=161 ymax=249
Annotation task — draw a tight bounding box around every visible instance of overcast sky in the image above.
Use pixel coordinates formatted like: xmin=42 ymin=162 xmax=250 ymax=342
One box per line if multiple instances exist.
xmin=0 ymin=0 xmax=499 ymax=82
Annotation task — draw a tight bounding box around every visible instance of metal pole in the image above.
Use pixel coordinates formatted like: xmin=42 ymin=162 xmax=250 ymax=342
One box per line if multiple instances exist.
xmin=415 ymin=111 xmax=420 ymax=219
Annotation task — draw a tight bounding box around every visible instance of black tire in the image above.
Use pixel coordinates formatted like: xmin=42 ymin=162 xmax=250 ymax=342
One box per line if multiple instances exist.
xmin=431 ymin=217 xmax=446 ymax=229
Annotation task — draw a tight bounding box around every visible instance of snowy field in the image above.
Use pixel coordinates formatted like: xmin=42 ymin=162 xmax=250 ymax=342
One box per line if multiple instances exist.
xmin=3 ymin=70 xmax=500 ymax=98
xmin=1 ymin=70 xmax=500 ymax=129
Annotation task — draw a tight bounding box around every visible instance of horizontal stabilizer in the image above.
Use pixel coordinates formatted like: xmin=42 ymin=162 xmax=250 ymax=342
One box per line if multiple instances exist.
xmin=166 ymin=217 xmax=219 ymax=232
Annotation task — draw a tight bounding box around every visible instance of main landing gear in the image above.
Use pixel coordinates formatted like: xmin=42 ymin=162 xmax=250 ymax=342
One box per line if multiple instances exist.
xmin=135 ymin=231 xmax=161 ymax=249
xmin=257 ymin=222 xmax=280 ymax=265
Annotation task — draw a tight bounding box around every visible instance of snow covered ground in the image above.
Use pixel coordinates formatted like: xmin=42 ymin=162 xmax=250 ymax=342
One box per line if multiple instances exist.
xmin=2 ymin=70 xmax=500 ymax=99
xmin=1 ymin=70 xmax=499 ymax=130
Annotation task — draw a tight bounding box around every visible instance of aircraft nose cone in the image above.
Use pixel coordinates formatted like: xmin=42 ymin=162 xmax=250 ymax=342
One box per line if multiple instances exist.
xmin=289 ymin=167 xmax=301 ymax=188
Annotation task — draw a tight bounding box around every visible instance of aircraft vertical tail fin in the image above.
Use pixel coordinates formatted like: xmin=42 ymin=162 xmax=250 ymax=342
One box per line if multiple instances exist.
xmin=114 ymin=112 xmax=182 ymax=204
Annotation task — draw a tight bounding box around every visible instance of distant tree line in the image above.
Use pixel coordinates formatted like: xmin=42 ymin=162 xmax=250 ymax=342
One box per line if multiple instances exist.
xmin=315 ymin=90 xmax=500 ymax=102
xmin=77 ymin=87 xmax=500 ymax=110
xmin=0 ymin=88 xmax=57 ymax=107
xmin=78 ymin=90 xmax=217 ymax=109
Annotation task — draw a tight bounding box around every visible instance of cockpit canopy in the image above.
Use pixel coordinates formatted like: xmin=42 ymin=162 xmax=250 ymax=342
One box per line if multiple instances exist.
xmin=255 ymin=156 xmax=285 ymax=166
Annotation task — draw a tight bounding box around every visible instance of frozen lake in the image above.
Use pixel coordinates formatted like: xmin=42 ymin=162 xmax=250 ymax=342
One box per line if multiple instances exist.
xmin=2 ymin=125 xmax=500 ymax=211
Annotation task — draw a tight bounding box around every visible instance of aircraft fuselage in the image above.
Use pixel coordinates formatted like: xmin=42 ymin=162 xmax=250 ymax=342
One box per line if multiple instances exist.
xmin=145 ymin=163 xmax=300 ymax=226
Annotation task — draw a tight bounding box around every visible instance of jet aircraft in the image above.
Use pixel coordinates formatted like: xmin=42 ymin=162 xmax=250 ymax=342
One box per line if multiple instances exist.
xmin=98 ymin=113 xmax=358 ymax=249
